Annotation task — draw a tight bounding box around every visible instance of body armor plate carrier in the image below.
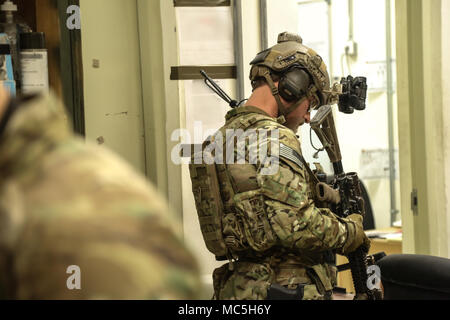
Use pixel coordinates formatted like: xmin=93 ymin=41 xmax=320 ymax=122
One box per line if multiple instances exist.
xmin=189 ymin=159 xmax=228 ymax=258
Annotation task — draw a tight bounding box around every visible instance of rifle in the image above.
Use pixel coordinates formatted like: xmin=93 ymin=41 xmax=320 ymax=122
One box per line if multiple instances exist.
xmin=310 ymin=76 xmax=383 ymax=300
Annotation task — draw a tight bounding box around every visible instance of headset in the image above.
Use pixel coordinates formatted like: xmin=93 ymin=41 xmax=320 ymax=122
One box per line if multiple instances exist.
xmin=278 ymin=66 xmax=313 ymax=103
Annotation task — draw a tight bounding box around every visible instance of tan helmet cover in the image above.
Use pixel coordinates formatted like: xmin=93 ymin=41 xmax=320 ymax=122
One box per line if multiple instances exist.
xmin=250 ymin=32 xmax=342 ymax=114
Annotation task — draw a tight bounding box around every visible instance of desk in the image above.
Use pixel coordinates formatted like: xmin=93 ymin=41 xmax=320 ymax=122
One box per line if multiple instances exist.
xmin=336 ymin=228 xmax=402 ymax=294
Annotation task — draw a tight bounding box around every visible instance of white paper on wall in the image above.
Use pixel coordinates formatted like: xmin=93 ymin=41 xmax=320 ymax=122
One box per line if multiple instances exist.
xmin=364 ymin=60 xmax=397 ymax=93
xmin=176 ymin=7 xmax=235 ymax=66
xmin=360 ymin=149 xmax=399 ymax=179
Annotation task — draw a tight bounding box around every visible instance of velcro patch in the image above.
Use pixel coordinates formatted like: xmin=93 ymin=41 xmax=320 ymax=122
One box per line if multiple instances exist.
xmin=279 ymin=143 xmax=304 ymax=170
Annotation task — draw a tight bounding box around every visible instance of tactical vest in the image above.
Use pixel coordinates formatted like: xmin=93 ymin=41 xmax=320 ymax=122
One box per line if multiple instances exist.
xmin=189 ymin=108 xmax=304 ymax=260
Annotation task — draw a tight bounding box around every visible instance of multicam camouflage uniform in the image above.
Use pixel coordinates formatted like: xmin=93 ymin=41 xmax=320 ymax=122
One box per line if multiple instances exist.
xmin=0 ymin=93 xmax=201 ymax=300
xmin=191 ymin=106 xmax=362 ymax=300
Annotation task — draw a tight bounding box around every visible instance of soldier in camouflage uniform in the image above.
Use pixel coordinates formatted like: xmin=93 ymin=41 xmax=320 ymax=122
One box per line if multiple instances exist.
xmin=190 ymin=32 xmax=370 ymax=300
xmin=0 ymin=86 xmax=201 ymax=299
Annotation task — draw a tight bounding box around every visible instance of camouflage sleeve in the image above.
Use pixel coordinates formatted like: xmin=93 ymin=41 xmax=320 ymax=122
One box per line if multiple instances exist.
xmin=0 ymin=93 xmax=202 ymax=300
xmin=251 ymin=125 xmax=355 ymax=254
xmin=257 ymin=160 xmax=355 ymax=253
xmin=10 ymin=186 xmax=202 ymax=300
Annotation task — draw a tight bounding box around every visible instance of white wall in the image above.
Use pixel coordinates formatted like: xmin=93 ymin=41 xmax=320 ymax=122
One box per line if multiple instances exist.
xmin=337 ymin=0 xmax=398 ymax=230
xmin=80 ymin=0 xmax=146 ymax=173
xmin=298 ymin=0 xmax=399 ymax=229
xmin=266 ymin=0 xmax=299 ymax=48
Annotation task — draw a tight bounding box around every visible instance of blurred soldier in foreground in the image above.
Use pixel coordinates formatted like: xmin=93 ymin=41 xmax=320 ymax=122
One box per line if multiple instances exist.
xmin=190 ymin=32 xmax=370 ymax=300
xmin=0 ymin=84 xmax=201 ymax=299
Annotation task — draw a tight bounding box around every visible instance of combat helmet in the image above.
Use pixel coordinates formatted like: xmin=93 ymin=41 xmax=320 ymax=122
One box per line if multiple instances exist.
xmin=249 ymin=32 xmax=341 ymax=117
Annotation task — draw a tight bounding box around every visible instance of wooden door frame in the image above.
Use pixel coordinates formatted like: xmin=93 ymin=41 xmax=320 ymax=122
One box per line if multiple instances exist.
xmin=56 ymin=0 xmax=85 ymax=136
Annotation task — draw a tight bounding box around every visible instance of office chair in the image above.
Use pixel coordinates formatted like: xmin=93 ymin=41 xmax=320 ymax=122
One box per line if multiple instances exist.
xmin=377 ymin=254 xmax=450 ymax=300
xmin=359 ymin=180 xmax=375 ymax=230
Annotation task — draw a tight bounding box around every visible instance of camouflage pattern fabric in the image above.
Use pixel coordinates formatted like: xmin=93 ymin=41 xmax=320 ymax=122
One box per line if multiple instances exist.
xmin=207 ymin=106 xmax=360 ymax=300
xmin=0 ymin=93 xmax=201 ymax=300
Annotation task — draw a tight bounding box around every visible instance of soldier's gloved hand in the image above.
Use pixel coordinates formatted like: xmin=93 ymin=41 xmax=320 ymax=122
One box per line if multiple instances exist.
xmin=339 ymin=214 xmax=371 ymax=256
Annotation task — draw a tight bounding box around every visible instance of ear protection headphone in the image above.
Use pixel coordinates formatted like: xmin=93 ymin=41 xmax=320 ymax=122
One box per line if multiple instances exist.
xmin=278 ymin=67 xmax=313 ymax=103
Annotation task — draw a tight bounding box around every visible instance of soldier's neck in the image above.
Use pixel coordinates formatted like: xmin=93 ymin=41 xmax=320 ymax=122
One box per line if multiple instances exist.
xmin=244 ymin=85 xmax=278 ymax=118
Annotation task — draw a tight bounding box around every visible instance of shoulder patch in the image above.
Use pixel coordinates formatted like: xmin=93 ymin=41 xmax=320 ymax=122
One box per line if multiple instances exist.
xmin=280 ymin=143 xmax=304 ymax=170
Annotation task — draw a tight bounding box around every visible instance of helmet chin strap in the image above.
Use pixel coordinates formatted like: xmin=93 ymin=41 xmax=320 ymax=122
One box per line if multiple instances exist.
xmin=258 ymin=67 xmax=310 ymax=118
xmin=261 ymin=69 xmax=287 ymax=116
